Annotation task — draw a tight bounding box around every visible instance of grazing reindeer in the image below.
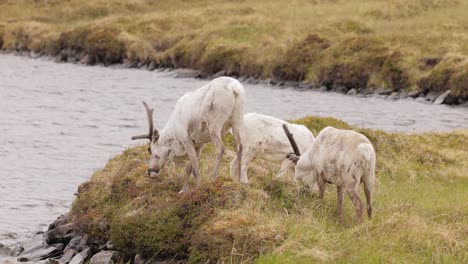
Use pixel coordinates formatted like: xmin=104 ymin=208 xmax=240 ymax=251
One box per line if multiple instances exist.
xmin=230 ymin=113 xmax=314 ymax=181
xmin=286 ymin=126 xmax=375 ymax=223
xmin=132 ymin=77 xmax=246 ymax=193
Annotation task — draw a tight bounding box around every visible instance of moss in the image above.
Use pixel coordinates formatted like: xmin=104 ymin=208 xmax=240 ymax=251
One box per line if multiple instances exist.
xmin=418 ymin=55 xmax=468 ymax=99
xmin=317 ymin=36 xmax=409 ymax=90
xmin=272 ymin=34 xmax=331 ymax=81
xmin=70 ymin=116 xmax=468 ymax=263
xmin=0 ymin=25 xmax=4 ymax=49
xmin=85 ymin=27 xmax=125 ymax=65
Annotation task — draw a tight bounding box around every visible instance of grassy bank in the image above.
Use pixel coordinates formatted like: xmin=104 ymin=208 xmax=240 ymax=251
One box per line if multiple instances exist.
xmin=70 ymin=116 xmax=468 ymax=263
xmin=0 ymin=0 xmax=467 ymax=102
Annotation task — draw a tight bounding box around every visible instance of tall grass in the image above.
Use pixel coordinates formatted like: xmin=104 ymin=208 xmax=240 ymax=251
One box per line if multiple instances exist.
xmin=0 ymin=0 xmax=467 ymax=97
xmin=70 ymin=116 xmax=468 ymax=263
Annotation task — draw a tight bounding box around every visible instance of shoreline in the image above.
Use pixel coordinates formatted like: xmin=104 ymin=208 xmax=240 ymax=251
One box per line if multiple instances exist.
xmin=2 ymin=50 xmax=465 ymax=108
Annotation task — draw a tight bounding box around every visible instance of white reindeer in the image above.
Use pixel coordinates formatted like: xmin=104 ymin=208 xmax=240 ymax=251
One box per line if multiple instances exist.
xmin=132 ymin=77 xmax=246 ymax=193
xmin=230 ymin=113 xmax=314 ymax=182
xmin=287 ymin=126 xmax=375 ymax=223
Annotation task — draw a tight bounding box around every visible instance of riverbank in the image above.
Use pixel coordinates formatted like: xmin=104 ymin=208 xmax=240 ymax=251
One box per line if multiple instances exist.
xmin=9 ymin=116 xmax=467 ymax=263
xmin=1 ymin=0 xmax=467 ymax=105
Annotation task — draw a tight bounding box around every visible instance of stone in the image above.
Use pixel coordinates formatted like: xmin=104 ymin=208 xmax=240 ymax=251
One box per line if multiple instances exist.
xmin=347 ymin=89 xmax=357 ymax=95
xmin=78 ymin=235 xmax=89 ymax=251
xmin=80 ymin=54 xmax=91 ymax=65
xmin=123 ymin=59 xmax=138 ymax=68
xmin=433 ymin=90 xmax=451 ymax=105
xmin=398 ymin=90 xmax=409 ymax=99
xmin=69 ymin=247 xmax=91 ymax=264
xmin=52 ymin=243 xmax=64 ymax=251
xmin=319 ymin=85 xmax=328 ymax=92
xmin=425 ymin=91 xmax=440 ymax=103
xmin=378 ymin=89 xmax=393 ymax=96
xmin=59 ymin=249 xmax=78 ymax=264
xmin=64 ymin=236 xmax=82 ymax=252
xmin=148 ymin=61 xmax=157 ymax=71
xmin=283 ymin=81 xmax=298 ymax=88
xmin=387 ymin=92 xmax=398 ymax=100
xmin=137 ymin=61 xmax=147 ymax=68
xmin=212 ymin=70 xmax=226 ymax=78
xmin=89 ymin=250 xmax=120 ymax=264
xmin=173 ymin=68 xmax=200 ymax=78
xmin=17 ymin=244 xmax=61 ymax=262
xmin=269 ymin=78 xmax=279 ymax=85
xmin=408 ymin=90 xmax=420 ymax=98
xmin=48 ymin=214 xmax=69 ymax=231
xmin=415 ymin=97 xmax=427 ymax=103
xmin=104 ymin=241 xmax=115 ymax=250
xmin=46 ymin=224 xmax=74 ymax=244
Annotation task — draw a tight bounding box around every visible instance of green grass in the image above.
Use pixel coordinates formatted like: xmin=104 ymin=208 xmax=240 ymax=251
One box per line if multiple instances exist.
xmin=70 ymin=116 xmax=468 ymax=263
xmin=0 ymin=0 xmax=467 ymax=99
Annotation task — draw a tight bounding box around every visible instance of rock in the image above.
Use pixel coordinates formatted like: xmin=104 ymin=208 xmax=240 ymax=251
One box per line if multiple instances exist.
xmin=212 ymin=70 xmax=226 ymax=78
xmin=52 ymin=243 xmax=64 ymax=251
xmin=173 ymin=68 xmax=200 ymax=78
xmin=49 ymin=214 xmax=69 ymax=231
xmin=148 ymin=61 xmax=157 ymax=71
xmin=319 ymin=85 xmax=328 ymax=92
xmin=398 ymin=90 xmax=409 ymax=99
xmin=1 ymin=242 xmax=24 ymax=257
xmin=425 ymin=91 xmax=441 ymax=103
xmin=80 ymin=54 xmax=91 ymax=65
xmin=69 ymin=247 xmax=91 ymax=264
xmin=78 ymin=234 xmax=89 ymax=251
xmin=347 ymin=89 xmax=357 ymax=95
xmin=408 ymin=90 xmax=420 ymax=98
xmin=59 ymin=249 xmax=78 ymax=264
xmin=387 ymin=92 xmax=398 ymax=100
xmin=283 ymin=81 xmax=298 ymax=88
xmin=46 ymin=224 xmax=74 ymax=244
xmin=17 ymin=244 xmax=61 ymax=262
xmin=89 ymin=250 xmax=120 ymax=264
xmin=123 ymin=59 xmax=138 ymax=68
xmin=379 ymin=89 xmax=393 ymax=96
xmin=64 ymin=236 xmax=82 ymax=252
xmin=415 ymin=96 xmax=427 ymax=103
xmin=433 ymin=90 xmax=452 ymax=105
xmin=269 ymin=78 xmax=279 ymax=85
xmin=137 ymin=61 xmax=147 ymax=68
xmin=104 ymin=241 xmax=115 ymax=250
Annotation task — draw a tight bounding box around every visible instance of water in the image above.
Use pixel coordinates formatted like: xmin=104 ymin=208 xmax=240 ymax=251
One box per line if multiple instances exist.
xmin=0 ymin=54 xmax=467 ymax=258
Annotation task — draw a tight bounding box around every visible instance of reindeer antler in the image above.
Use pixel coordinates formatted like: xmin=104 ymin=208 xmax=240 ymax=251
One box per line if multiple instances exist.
xmin=282 ymin=124 xmax=301 ymax=164
xmin=132 ymin=101 xmax=157 ymax=141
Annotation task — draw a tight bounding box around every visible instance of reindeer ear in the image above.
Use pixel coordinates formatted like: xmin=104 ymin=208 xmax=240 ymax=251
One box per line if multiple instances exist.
xmin=152 ymin=129 xmax=160 ymax=142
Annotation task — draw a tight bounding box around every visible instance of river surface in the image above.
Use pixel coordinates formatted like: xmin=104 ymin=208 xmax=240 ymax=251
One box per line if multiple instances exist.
xmin=0 ymin=53 xmax=467 ymax=259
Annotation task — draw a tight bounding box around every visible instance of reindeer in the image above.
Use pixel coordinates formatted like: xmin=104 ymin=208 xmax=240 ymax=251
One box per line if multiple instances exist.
xmin=285 ymin=126 xmax=375 ymax=223
xmin=230 ymin=113 xmax=314 ymax=181
xmin=132 ymin=77 xmax=246 ymax=193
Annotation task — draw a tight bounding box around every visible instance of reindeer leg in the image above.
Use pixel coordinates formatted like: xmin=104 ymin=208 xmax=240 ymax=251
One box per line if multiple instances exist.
xmin=210 ymin=130 xmax=225 ymax=179
xmin=182 ymin=141 xmax=201 ymax=191
xmin=337 ymin=186 xmax=344 ymax=223
xmin=180 ymin=163 xmax=192 ymax=193
xmin=346 ymin=187 xmax=363 ymax=224
xmin=318 ymin=176 xmax=326 ymax=199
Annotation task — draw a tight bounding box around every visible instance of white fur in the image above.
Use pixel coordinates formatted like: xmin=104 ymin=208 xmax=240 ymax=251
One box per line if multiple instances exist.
xmin=294 ymin=126 xmax=376 ymax=223
xmin=230 ymin=113 xmax=314 ymax=181
xmin=148 ymin=77 xmax=246 ymax=192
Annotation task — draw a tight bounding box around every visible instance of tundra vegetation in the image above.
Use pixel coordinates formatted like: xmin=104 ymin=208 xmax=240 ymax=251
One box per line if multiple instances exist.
xmin=0 ymin=0 xmax=467 ymax=101
xmin=70 ymin=116 xmax=468 ymax=263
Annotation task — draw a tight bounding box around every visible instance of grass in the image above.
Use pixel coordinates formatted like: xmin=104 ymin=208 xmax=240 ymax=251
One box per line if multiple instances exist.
xmin=70 ymin=116 xmax=468 ymax=263
xmin=0 ymin=0 xmax=467 ymax=100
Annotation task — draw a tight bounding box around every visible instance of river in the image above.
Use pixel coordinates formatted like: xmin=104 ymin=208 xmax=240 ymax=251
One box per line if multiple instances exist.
xmin=0 ymin=53 xmax=467 ymax=260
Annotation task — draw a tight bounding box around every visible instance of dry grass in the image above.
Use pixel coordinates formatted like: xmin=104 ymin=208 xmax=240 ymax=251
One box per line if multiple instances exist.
xmin=0 ymin=0 xmax=467 ymax=97
xmin=70 ymin=116 xmax=468 ymax=263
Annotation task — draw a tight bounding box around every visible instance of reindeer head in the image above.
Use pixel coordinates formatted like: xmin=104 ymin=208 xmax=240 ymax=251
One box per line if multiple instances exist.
xmin=132 ymin=101 xmax=173 ymax=178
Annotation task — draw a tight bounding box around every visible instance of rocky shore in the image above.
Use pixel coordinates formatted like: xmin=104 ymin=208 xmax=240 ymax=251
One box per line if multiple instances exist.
xmin=4 ymin=214 xmax=167 ymax=264
xmin=2 ymin=50 xmax=465 ymax=107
